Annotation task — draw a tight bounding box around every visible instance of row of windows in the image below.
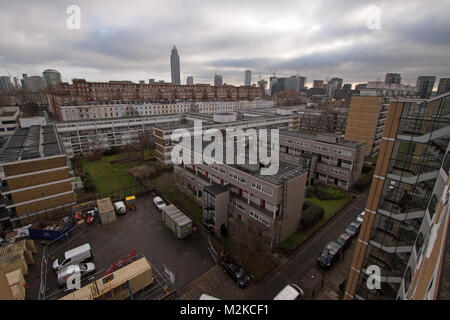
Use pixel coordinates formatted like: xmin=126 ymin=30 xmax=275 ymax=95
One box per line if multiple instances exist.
xmin=230 ymin=199 xmax=246 ymax=212
xmin=229 ymin=171 xmax=247 ymax=184
xmin=251 ymin=182 xmax=273 ymax=196
xmin=249 ymin=210 xmax=271 ymax=227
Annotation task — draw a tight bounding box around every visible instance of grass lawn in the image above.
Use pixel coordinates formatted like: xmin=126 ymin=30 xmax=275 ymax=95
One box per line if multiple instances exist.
xmin=80 ymin=154 xmax=138 ymax=194
xmin=279 ymin=193 xmax=353 ymax=253
xmin=80 ymin=150 xmax=156 ymax=194
xmin=150 ymin=172 xmax=203 ymax=223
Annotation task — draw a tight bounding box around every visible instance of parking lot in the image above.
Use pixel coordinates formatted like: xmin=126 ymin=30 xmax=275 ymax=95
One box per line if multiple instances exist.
xmin=25 ymin=193 xmax=215 ymax=300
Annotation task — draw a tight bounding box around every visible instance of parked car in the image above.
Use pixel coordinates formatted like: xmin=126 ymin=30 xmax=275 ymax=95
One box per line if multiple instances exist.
xmin=318 ymin=241 xmax=342 ymax=268
xmin=53 ymin=243 xmax=93 ymax=271
xmin=153 ymin=196 xmax=166 ymax=211
xmin=222 ymin=259 xmax=250 ymax=288
xmin=357 ymin=211 xmax=365 ymax=223
xmin=273 ymin=284 xmax=304 ymax=300
xmin=57 ymin=262 xmax=96 ymax=287
xmin=345 ymin=221 xmax=362 ymax=239
xmin=336 ymin=232 xmax=352 ymax=251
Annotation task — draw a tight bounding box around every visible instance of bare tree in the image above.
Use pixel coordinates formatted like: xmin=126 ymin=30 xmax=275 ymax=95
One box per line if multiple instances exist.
xmin=132 ymin=130 xmax=155 ymax=164
xmin=86 ymin=135 xmax=104 ymax=160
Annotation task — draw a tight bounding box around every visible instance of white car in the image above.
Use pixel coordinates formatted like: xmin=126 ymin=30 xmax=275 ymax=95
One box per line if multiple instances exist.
xmin=153 ymin=196 xmax=166 ymax=211
xmin=57 ymin=263 xmax=96 ymax=287
xmin=274 ymin=284 xmax=304 ymax=300
xmin=357 ymin=211 xmax=365 ymax=223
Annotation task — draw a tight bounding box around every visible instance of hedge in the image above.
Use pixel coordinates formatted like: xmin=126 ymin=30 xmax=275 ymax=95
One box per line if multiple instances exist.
xmin=307 ymin=185 xmax=345 ymax=200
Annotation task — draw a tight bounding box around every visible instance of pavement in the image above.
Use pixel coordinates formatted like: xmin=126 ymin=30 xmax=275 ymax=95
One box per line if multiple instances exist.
xmin=25 ymin=194 xmax=215 ymax=300
xmin=177 ymin=265 xmax=256 ymax=300
xmin=246 ymin=191 xmax=369 ymax=300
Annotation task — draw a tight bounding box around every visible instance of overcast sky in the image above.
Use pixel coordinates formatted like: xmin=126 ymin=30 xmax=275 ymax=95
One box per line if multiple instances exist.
xmin=0 ymin=0 xmax=449 ymax=87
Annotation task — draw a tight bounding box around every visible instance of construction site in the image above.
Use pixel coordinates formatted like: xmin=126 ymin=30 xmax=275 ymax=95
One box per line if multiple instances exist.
xmin=1 ymin=193 xmax=215 ymax=300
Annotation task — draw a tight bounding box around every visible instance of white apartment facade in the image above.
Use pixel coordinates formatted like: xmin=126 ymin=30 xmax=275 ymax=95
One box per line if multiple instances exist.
xmin=58 ymin=99 xmax=274 ymax=121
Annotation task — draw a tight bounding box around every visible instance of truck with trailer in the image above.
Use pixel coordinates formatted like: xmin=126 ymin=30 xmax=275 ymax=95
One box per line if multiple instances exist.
xmin=161 ymin=205 xmax=193 ymax=239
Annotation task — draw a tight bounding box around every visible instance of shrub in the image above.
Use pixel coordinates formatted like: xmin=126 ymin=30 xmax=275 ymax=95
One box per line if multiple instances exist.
xmin=362 ymin=165 xmax=373 ymax=174
xmin=306 ymin=186 xmax=317 ymax=198
xmin=317 ymin=187 xmax=345 ymax=200
xmin=354 ymin=174 xmax=373 ymax=191
xmin=301 ymin=203 xmax=324 ymax=228
xmin=303 ymin=200 xmax=313 ymax=210
xmin=103 ymin=146 xmax=120 ymax=156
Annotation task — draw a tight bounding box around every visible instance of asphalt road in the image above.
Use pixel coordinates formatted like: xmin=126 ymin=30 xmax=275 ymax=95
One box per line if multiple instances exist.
xmin=247 ymin=191 xmax=369 ymax=300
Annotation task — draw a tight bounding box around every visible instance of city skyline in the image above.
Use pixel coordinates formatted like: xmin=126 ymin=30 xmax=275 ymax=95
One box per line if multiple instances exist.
xmin=0 ymin=1 xmax=449 ymax=87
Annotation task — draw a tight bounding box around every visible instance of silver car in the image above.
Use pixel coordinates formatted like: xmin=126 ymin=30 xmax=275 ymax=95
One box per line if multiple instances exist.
xmin=57 ymin=263 xmax=96 ymax=287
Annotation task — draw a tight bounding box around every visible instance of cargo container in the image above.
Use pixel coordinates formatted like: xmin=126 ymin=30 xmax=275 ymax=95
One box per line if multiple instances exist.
xmin=114 ymin=201 xmax=127 ymax=215
xmin=0 ymin=251 xmax=28 ymax=275
xmin=29 ymin=219 xmax=72 ymax=241
xmin=97 ymin=198 xmax=116 ymax=224
xmin=161 ymin=205 xmax=193 ymax=239
xmin=59 ymin=257 xmax=154 ymax=300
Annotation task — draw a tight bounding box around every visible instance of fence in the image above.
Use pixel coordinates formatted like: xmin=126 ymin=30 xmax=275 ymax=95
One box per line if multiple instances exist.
xmin=38 ymin=221 xmax=88 ymax=300
xmin=7 ymin=183 xmax=155 ymax=228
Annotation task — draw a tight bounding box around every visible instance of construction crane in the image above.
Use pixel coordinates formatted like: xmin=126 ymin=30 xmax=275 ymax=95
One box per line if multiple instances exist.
xmin=325 ymin=67 xmax=334 ymax=83
xmin=296 ymin=57 xmax=309 ymax=77
xmin=264 ymin=62 xmax=277 ymax=78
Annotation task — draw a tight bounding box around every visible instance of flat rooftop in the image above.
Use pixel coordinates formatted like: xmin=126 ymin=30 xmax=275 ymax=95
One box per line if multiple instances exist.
xmin=0 ymin=124 xmax=63 ymax=164
xmin=183 ymin=137 xmax=308 ymax=185
xmin=280 ymin=130 xmax=364 ymax=149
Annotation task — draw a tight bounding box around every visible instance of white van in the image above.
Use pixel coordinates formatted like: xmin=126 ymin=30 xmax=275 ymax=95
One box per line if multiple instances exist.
xmin=53 ymin=243 xmax=93 ymax=271
xmin=273 ymin=284 xmax=304 ymax=300
xmin=199 ymin=294 xmax=221 ymax=300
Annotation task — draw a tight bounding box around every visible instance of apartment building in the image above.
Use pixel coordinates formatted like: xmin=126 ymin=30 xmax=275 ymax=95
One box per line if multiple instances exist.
xmin=0 ymin=107 xmax=20 ymax=136
xmin=344 ymin=96 xmax=389 ymax=157
xmin=360 ymin=81 xmax=416 ymax=97
xmin=153 ymin=112 xmax=301 ymax=165
xmin=55 ymin=114 xmax=181 ymax=157
xmin=55 ymin=99 xmax=274 ymax=121
xmin=174 ymin=143 xmax=308 ymax=247
xmin=54 ymin=79 xmax=263 ymax=103
xmin=0 ymin=123 xmax=76 ymax=230
xmin=279 ymin=130 xmax=366 ymax=190
xmin=344 ymin=92 xmax=450 ymax=300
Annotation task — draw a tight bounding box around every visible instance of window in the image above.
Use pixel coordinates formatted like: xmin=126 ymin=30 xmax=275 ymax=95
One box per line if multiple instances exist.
xmin=229 ymin=171 xmax=247 ymax=184
xmin=443 ymin=152 xmax=450 ymax=174
xmin=415 ymin=232 xmax=424 ymax=258
xmin=251 ymin=182 xmax=273 ymax=196
xmin=428 ymin=195 xmax=438 ymax=219
xmin=404 ymin=267 xmax=412 ymax=293
xmin=249 ymin=210 xmax=271 ymax=227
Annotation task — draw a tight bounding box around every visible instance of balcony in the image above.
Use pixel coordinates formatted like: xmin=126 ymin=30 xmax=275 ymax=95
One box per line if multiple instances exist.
xmin=230 ymin=193 xmax=281 ymax=221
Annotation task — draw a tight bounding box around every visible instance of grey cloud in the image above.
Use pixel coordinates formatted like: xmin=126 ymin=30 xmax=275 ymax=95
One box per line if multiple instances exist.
xmin=0 ymin=0 xmax=449 ymax=86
